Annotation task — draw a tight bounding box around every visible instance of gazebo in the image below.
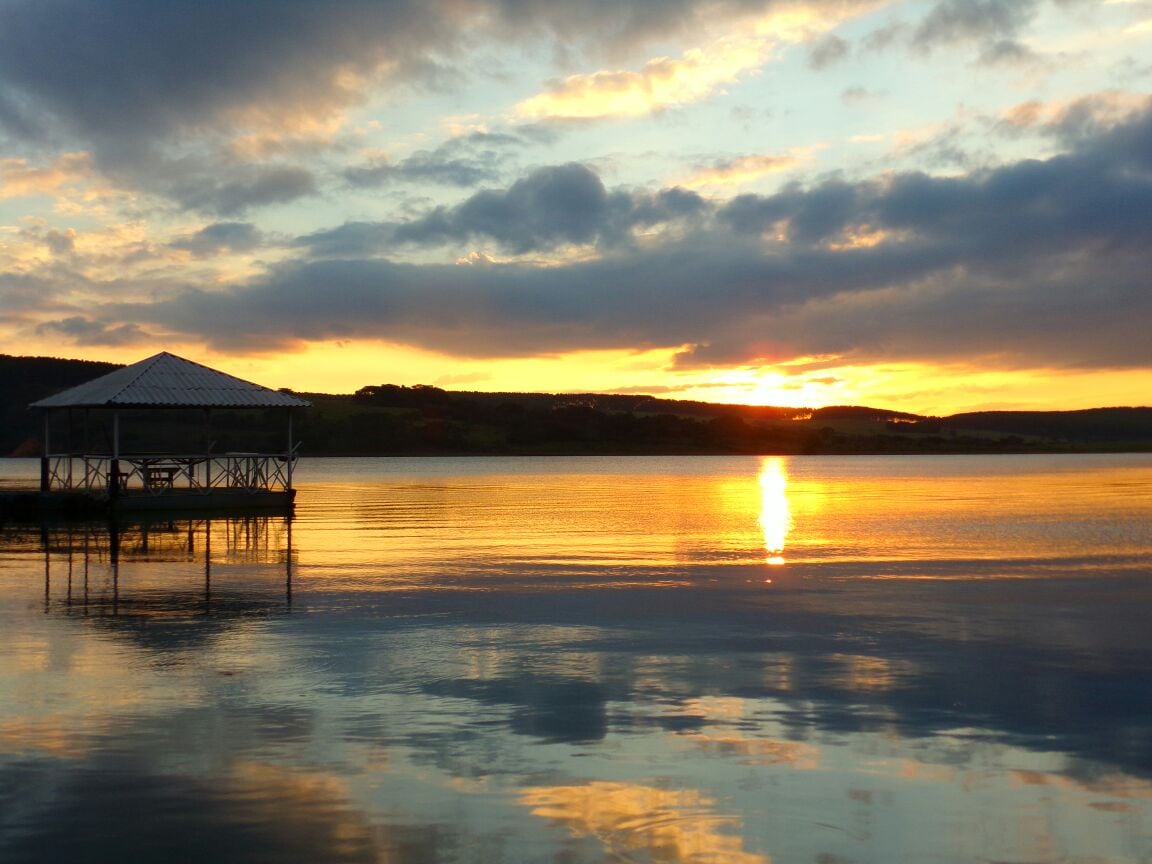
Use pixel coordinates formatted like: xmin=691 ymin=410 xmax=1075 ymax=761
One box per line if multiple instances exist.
xmin=30 ymin=352 xmax=310 ymax=511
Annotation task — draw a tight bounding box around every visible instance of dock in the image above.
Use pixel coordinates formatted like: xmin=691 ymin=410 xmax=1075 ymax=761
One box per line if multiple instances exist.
xmin=21 ymin=351 xmax=310 ymax=519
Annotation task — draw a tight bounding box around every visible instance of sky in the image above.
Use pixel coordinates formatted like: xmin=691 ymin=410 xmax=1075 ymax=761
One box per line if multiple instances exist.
xmin=0 ymin=0 xmax=1150 ymax=415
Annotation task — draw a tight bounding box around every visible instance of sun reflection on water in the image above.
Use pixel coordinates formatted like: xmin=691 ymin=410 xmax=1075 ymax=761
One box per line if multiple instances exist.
xmin=758 ymin=457 xmax=792 ymax=566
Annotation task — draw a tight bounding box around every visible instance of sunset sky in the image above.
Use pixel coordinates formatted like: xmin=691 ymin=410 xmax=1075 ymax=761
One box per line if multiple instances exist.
xmin=1 ymin=0 xmax=1150 ymax=414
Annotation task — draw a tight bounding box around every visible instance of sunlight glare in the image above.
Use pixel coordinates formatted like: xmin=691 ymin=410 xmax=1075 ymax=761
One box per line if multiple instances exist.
xmin=758 ymin=457 xmax=792 ymax=566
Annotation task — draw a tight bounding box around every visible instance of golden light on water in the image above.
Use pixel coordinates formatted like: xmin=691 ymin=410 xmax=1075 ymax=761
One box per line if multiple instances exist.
xmin=758 ymin=457 xmax=792 ymax=566
xmin=520 ymin=781 xmax=769 ymax=864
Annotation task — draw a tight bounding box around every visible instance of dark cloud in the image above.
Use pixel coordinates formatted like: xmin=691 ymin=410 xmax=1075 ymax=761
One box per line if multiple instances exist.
xmin=47 ymin=106 xmax=1152 ymax=373
xmin=808 ymin=34 xmax=851 ymax=69
xmin=35 ymin=316 xmax=149 ymax=347
xmin=482 ymin=0 xmax=787 ymax=59
xmin=303 ymin=163 xmax=710 ymax=256
xmin=0 ymin=1 xmax=791 ymax=150
xmin=1036 ymin=93 xmax=1152 ymax=147
xmin=0 ymin=0 xmax=450 ymax=145
xmin=0 ymin=0 xmax=794 ymax=212
xmin=912 ymin=0 xmax=1040 ymax=51
xmin=170 ymin=223 xmax=266 ymax=257
xmin=978 ymin=38 xmax=1040 ymax=66
xmin=115 ymin=237 xmax=790 ymax=356
xmin=864 ymin=0 xmax=1053 ymax=58
xmin=720 ymin=179 xmax=861 ymax=245
xmin=405 ymin=163 xmax=616 ymax=252
xmin=294 ymin=221 xmax=395 ymax=259
xmin=166 ymin=165 xmax=318 ymax=217
xmin=0 ymin=272 xmax=74 ymax=319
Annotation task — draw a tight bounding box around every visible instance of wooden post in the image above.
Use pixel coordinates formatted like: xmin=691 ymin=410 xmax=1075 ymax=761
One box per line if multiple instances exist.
xmin=109 ymin=412 xmax=121 ymax=498
xmin=286 ymin=409 xmax=294 ymax=490
xmin=40 ymin=411 xmax=50 ymax=492
xmin=204 ymin=407 xmax=211 ymax=488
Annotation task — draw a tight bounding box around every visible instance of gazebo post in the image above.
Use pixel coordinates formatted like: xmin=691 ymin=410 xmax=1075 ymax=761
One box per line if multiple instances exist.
xmin=110 ymin=411 xmax=121 ymax=498
xmin=286 ymin=409 xmax=294 ymax=491
xmin=40 ymin=410 xmax=50 ymax=492
xmin=204 ymin=407 xmax=212 ymax=488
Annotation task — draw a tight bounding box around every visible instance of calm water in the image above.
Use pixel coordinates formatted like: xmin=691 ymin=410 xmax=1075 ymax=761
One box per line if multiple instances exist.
xmin=1 ymin=454 xmax=1150 ymax=863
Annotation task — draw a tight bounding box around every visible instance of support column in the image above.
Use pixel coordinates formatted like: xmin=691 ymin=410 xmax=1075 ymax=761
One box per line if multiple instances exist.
xmin=109 ymin=411 xmax=121 ymax=498
xmin=286 ymin=409 xmax=294 ymax=490
xmin=40 ymin=412 xmax=50 ymax=492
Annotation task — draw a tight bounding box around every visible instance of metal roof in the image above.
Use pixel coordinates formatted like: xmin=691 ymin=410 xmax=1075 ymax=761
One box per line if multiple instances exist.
xmin=30 ymin=352 xmax=312 ymax=409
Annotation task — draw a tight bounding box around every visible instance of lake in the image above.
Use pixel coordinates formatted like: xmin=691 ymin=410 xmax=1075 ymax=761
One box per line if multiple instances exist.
xmin=1 ymin=454 xmax=1150 ymax=863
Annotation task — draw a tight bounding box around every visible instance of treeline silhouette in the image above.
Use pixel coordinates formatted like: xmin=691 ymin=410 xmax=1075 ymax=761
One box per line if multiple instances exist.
xmin=0 ymin=355 xmax=120 ymax=455
xmin=3 ymin=355 xmax=1151 ymax=456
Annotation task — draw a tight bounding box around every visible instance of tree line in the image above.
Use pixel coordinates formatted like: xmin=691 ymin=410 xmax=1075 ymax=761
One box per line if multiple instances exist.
xmin=3 ymin=356 xmax=1151 ymax=456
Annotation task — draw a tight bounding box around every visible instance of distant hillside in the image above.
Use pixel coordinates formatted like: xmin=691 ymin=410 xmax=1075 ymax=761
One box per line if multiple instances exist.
xmin=941 ymin=408 xmax=1152 ymax=443
xmin=2 ymin=354 xmax=1151 ymax=456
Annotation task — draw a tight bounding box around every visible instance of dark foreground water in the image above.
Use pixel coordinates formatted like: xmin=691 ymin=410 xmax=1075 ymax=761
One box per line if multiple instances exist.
xmin=1 ymin=454 xmax=1150 ymax=863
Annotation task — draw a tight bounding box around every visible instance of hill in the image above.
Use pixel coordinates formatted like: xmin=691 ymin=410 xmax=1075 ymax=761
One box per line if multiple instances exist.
xmin=0 ymin=354 xmax=121 ymax=455
xmin=3 ymin=354 xmax=1151 ymax=456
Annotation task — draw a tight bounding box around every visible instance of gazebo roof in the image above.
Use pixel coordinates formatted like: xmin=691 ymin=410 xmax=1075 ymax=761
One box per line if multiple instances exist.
xmin=30 ymin=352 xmax=311 ymax=409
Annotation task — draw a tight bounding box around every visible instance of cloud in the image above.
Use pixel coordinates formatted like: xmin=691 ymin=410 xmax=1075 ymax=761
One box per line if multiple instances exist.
xmin=841 ymin=86 xmax=882 ymax=104
xmin=293 ymin=221 xmax=395 ymax=259
xmin=912 ymin=0 xmax=1042 ymax=51
xmin=0 ymin=1 xmax=454 ymax=146
xmin=720 ymin=179 xmax=862 ymax=244
xmin=808 ymin=34 xmax=851 ymax=68
xmin=682 ymin=152 xmax=808 ymax=188
xmin=111 ymin=239 xmax=787 ymax=357
xmin=0 ymin=1 xmax=848 ymax=212
xmin=997 ymin=92 xmax=1152 ymax=143
xmin=0 ymin=152 xmax=93 ymax=199
xmin=35 ymin=316 xmax=150 ymax=347
xmin=977 ymin=38 xmax=1041 ymax=66
xmin=0 ymin=1 xmax=854 ymax=148
xmin=168 ymin=165 xmax=318 ymax=217
xmin=480 ymin=0 xmax=795 ymax=60
xmin=512 ymin=3 xmax=872 ymax=122
xmin=864 ymin=0 xmax=1057 ymax=60
xmin=169 ymin=223 xmax=266 ymax=257
xmin=513 ymin=40 xmax=776 ymax=121
xmin=24 ymin=99 xmax=1152 ymax=376
xmin=301 ymin=163 xmax=710 ymax=256
xmin=342 ymin=132 xmax=526 ymax=189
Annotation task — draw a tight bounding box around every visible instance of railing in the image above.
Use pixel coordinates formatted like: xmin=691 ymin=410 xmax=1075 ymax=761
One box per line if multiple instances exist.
xmin=44 ymin=450 xmax=299 ymax=495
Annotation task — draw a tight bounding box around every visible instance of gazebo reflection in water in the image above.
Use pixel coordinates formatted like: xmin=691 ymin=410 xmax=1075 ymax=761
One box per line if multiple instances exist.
xmin=38 ymin=515 xmax=295 ymax=617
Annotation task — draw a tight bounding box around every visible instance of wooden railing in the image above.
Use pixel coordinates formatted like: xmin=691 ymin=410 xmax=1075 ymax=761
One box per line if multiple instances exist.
xmin=44 ymin=450 xmax=299 ymax=495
